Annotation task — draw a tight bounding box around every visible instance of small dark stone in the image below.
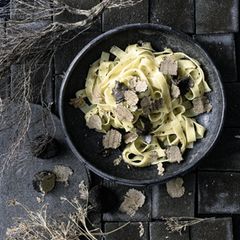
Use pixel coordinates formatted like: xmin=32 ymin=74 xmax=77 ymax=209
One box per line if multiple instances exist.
xmin=32 ymin=171 xmax=56 ymax=194
xmin=89 ymin=185 xmax=119 ymax=213
xmin=31 ymin=135 xmax=60 ymax=159
xmin=112 ymin=81 xmax=128 ymax=103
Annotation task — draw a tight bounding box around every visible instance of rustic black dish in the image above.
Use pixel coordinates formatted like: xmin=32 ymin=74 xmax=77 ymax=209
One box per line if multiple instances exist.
xmin=59 ymin=23 xmax=225 ymax=186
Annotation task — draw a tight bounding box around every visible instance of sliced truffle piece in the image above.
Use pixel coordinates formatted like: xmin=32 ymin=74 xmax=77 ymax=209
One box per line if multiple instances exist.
xmin=115 ymin=105 xmax=134 ymax=122
xmin=192 ymin=96 xmax=212 ymax=115
xmin=166 ymin=146 xmax=183 ymax=163
xmin=140 ymin=96 xmax=151 ymax=115
xmin=119 ymin=189 xmax=145 ymax=217
xmin=53 ymin=165 xmax=73 ymax=186
xmin=173 ymin=76 xmax=194 ymax=95
xmin=171 ymin=84 xmax=181 ymax=99
xmin=124 ymin=132 xmax=138 ymax=144
xmin=86 ymin=114 xmax=102 ymax=130
xmin=32 ymin=171 xmax=56 ymax=194
xmin=102 ymin=129 xmax=122 ymax=149
xmin=124 ymin=90 xmax=139 ymax=106
xmin=135 ymin=80 xmax=148 ymax=93
xmin=159 ymin=58 xmax=178 ymax=76
xmin=112 ymin=81 xmax=128 ymax=103
xmin=129 ymin=76 xmax=139 ymax=90
xmin=151 ymin=98 xmax=163 ymax=112
xmin=166 ymin=177 xmax=185 ymax=198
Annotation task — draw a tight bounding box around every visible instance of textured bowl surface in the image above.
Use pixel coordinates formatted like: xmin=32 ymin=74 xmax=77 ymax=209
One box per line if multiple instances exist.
xmin=59 ymin=23 xmax=225 ymax=186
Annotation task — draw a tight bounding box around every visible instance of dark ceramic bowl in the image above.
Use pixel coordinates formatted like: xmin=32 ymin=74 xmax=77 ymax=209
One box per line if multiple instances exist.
xmin=59 ymin=23 xmax=225 ymax=186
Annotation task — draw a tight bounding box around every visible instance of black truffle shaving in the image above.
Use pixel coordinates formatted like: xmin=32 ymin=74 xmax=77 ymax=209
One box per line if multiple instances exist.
xmin=88 ymin=185 xmax=119 ymax=213
xmin=112 ymin=81 xmax=128 ymax=103
xmin=172 ymin=76 xmax=194 ymax=95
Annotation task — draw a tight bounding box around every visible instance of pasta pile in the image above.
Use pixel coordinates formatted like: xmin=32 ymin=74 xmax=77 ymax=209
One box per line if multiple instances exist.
xmin=70 ymin=42 xmax=212 ymax=173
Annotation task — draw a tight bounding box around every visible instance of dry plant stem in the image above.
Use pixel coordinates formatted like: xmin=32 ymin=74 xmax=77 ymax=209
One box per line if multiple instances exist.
xmin=163 ymin=216 xmax=216 ymax=234
xmin=6 ymin=182 xmax=129 ymax=240
xmin=0 ymin=0 xmax=143 ymax=180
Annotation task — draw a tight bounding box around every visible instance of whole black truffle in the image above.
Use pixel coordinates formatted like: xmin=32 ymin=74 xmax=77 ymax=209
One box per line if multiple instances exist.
xmin=88 ymin=185 xmax=119 ymax=213
xmin=31 ymin=135 xmax=60 ymax=159
xmin=32 ymin=171 xmax=56 ymax=194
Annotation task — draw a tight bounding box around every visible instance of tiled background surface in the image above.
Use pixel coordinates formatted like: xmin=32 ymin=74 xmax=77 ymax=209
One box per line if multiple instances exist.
xmin=1 ymin=0 xmax=240 ymax=239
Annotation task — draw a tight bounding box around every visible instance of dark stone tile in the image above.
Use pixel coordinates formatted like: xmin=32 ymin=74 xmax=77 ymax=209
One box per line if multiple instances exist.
xmin=199 ymin=128 xmax=240 ymax=171
xmin=54 ymin=32 xmax=99 ymax=75
xmin=152 ymin=173 xmax=195 ymax=218
xmin=198 ymin=172 xmax=240 ymax=214
xmin=150 ymin=0 xmax=194 ymax=33
xmin=102 ymin=180 xmax=151 ymax=221
xmin=104 ymin=222 xmax=148 ymax=240
xmin=150 ymin=222 xmax=190 ymax=240
xmin=11 ymin=64 xmax=53 ymax=105
xmin=196 ymin=0 xmax=239 ymax=34
xmin=194 ymin=34 xmax=237 ymax=82
xmin=54 ymin=0 xmax=100 ymax=31
xmin=190 ymin=218 xmax=233 ymax=240
xmin=224 ymin=83 xmax=240 ymax=128
xmin=102 ymin=0 xmax=148 ymax=32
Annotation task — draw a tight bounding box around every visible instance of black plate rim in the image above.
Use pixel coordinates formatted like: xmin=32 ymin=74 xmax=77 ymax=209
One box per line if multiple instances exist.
xmin=59 ymin=23 xmax=225 ymax=186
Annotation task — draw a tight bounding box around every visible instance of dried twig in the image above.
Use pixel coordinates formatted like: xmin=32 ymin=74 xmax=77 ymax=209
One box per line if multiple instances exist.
xmin=162 ymin=216 xmax=216 ymax=234
xmin=6 ymin=181 xmax=129 ymax=240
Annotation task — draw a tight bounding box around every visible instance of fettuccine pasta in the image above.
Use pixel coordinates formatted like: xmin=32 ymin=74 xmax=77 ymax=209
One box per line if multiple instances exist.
xmin=70 ymin=42 xmax=212 ymax=174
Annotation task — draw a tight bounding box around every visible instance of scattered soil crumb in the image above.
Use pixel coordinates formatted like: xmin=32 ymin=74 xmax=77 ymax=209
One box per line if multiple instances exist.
xmin=53 ymin=165 xmax=73 ymax=186
xmin=103 ymin=129 xmax=122 ymax=149
xmin=138 ymin=222 xmax=144 ymax=237
xmin=119 ymin=188 xmax=145 ymax=217
xmin=157 ymin=162 xmax=165 ymax=176
xmin=78 ymin=181 xmax=88 ymax=200
xmin=166 ymin=177 xmax=185 ymax=198
xmin=113 ymin=155 xmax=122 ymax=166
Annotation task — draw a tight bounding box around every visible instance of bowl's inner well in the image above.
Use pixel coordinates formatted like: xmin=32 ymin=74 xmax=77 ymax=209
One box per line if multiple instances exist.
xmin=60 ymin=25 xmax=224 ymax=185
